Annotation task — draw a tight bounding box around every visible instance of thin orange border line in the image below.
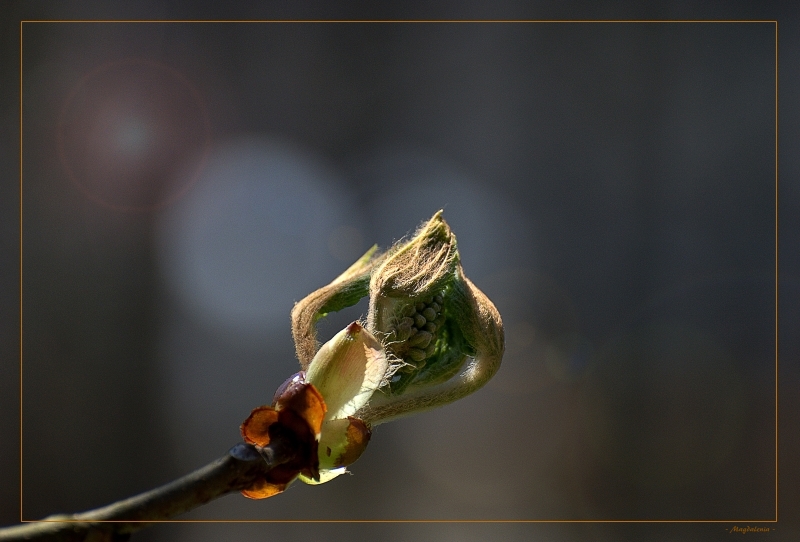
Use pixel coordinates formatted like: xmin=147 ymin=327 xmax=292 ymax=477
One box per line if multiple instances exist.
xmin=18 ymin=19 xmax=779 ymax=525
xmin=25 ymin=519 xmax=780 ymax=524
xmin=19 ymin=19 xmax=777 ymax=23
xmin=19 ymin=18 xmax=24 ymax=525
xmin=774 ymin=20 xmax=780 ymax=524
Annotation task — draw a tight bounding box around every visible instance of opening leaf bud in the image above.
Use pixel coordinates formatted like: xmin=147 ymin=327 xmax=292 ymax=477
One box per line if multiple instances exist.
xmin=290 ymin=211 xmax=504 ymax=428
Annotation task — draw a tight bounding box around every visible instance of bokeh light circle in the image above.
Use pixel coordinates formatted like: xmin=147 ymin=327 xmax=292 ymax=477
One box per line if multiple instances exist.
xmin=57 ymin=58 xmax=211 ymax=212
xmin=157 ymin=136 xmax=364 ymax=340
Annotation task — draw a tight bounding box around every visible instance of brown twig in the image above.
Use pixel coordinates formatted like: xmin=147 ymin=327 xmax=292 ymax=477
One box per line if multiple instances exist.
xmin=0 ymin=442 xmax=291 ymax=542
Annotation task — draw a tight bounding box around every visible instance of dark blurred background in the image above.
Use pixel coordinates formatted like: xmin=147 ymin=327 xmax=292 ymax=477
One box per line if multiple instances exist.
xmin=3 ymin=2 xmax=800 ymax=541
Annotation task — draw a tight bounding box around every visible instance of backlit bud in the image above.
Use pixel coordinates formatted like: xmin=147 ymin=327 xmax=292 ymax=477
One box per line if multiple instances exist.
xmin=290 ymin=211 xmax=504 ymax=427
xmin=247 ymin=213 xmax=504 ymax=497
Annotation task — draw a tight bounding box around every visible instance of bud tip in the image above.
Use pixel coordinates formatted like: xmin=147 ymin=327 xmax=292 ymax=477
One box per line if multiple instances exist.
xmin=346 ymin=321 xmax=363 ymax=334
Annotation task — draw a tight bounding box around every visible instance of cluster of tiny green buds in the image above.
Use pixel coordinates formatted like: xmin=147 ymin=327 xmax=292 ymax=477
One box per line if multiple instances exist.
xmin=388 ymin=292 xmax=445 ymax=364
